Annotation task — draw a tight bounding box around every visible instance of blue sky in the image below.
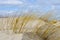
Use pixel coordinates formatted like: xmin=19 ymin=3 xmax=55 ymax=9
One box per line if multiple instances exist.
xmin=0 ymin=0 xmax=60 ymax=19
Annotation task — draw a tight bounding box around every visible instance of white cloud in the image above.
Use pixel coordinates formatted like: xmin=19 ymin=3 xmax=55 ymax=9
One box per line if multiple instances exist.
xmin=51 ymin=5 xmax=55 ymax=10
xmin=0 ymin=11 xmax=15 ymax=17
xmin=0 ymin=0 xmax=23 ymax=5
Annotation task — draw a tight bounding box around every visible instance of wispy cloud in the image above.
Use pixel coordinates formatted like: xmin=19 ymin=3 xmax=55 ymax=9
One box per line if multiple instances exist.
xmin=0 ymin=0 xmax=23 ymax=5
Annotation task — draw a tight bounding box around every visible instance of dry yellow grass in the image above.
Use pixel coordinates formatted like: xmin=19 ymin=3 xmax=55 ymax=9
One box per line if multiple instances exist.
xmin=0 ymin=14 xmax=60 ymax=40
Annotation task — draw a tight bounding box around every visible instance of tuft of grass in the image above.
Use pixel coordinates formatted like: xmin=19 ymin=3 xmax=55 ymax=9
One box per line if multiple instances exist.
xmin=0 ymin=13 xmax=60 ymax=40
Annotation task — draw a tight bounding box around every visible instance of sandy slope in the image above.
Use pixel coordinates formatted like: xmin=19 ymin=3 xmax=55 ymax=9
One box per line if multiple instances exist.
xmin=0 ymin=31 xmax=23 ymax=40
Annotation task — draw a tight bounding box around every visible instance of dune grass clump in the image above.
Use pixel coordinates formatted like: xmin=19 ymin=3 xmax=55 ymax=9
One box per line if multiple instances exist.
xmin=0 ymin=13 xmax=60 ymax=40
